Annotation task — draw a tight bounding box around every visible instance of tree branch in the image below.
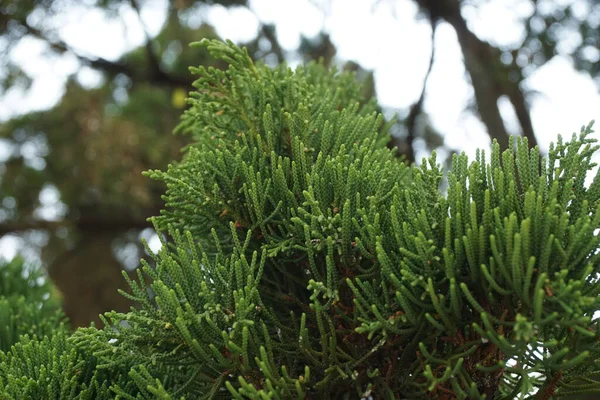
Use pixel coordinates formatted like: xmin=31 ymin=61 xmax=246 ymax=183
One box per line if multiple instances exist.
xmin=405 ymin=17 xmax=437 ymax=164
xmin=414 ymin=0 xmax=538 ymax=150
xmin=0 ymin=217 xmax=151 ymax=237
xmin=1 ymin=13 xmax=192 ymax=88
xmin=505 ymin=72 xmax=538 ymax=147
xmin=128 ymin=0 xmax=185 ymax=85
xmin=260 ymin=24 xmax=286 ymax=64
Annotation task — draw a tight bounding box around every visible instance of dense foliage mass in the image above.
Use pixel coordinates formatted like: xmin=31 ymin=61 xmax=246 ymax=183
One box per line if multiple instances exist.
xmin=1 ymin=40 xmax=600 ymax=399
xmin=0 ymin=257 xmax=65 ymax=353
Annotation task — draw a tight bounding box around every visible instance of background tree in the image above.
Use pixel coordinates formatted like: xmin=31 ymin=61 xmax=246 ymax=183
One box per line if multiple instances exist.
xmin=0 ymin=0 xmax=598 ymax=326
xmin=0 ymin=0 xmax=340 ymax=326
xmin=424 ymin=0 xmax=597 ymax=139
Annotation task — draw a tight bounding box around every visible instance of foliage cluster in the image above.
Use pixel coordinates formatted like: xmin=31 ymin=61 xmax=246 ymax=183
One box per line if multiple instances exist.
xmin=1 ymin=40 xmax=599 ymax=399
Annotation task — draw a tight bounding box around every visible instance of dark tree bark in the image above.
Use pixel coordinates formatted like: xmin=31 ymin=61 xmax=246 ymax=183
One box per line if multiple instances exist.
xmin=0 ymin=217 xmax=153 ymax=327
xmin=47 ymin=231 xmax=134 ymax=328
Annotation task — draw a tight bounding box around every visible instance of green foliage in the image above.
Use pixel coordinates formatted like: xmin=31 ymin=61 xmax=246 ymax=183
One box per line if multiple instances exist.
xmin=106 ymin=41 xmax=600 ymax=398
xmin=0 ymin=331 xmax=115 ymax=399
xmin=88 ymin=38 xmax=404 ymax=398
xmin=0 ymin=256 xmax=54 ymax=300
xmin=0 ymin=258 xmax=65 ymax=352
xmin=1 ymin=40 xmax=600 ymax=399
xmin=0 ymin=259 xmax=135 ymax=399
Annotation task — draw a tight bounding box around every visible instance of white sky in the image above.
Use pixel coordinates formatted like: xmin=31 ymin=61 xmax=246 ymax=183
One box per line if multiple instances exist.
xmin=1 ymin=0 xmax=599 ymax=259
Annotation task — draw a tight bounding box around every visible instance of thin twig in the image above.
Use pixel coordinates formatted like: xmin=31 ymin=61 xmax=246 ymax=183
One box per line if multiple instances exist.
xmin=405 ymin=17 xmax=437 ymax=164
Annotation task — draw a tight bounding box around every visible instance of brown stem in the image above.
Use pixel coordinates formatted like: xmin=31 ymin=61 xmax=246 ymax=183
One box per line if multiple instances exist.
xmin=536 ymin=371 xmax=562 ymax=400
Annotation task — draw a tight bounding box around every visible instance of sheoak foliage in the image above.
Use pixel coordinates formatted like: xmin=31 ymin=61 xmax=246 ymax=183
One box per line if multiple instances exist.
xmin=1 ymin=40 xmax=600 ymax=399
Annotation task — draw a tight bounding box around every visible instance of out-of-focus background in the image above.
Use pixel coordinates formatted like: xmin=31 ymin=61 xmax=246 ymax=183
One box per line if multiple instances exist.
xmin=0 ymin=0 xmax=598 ymax=327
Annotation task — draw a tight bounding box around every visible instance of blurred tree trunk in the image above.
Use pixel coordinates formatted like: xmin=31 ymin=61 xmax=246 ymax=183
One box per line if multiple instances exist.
xmin=47 ymin=231 xmax=132 ymax=328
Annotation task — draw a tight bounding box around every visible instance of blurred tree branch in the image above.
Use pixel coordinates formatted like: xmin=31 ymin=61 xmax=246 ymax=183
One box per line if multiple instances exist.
xmin=0 ymin=216 xmax=151 ymax=237
xmin=415 ymin=0 xmax=538 ymax=149
xmin=403 ymin=16 xmax=438 ymax=164
xmin=128 ymin=0 xmax=186 ymax=86
xmin=260 ymin=24 xmax=286 ymax=64
xmin=0 ymin=12 xmax=192 ymax=88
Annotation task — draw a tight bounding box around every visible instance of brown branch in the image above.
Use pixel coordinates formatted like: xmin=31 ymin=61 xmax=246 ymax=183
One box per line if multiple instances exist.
xmin=0 ymin=216 xmax=152 ymax=237
xmin=414 ymin=0 xmax=538 ymax=150
xmin=405 ymin=17 xmax=437 ymax=164
xmin=536 ymin=371 xmax=562 ymax=400
xmin=1 ymin=13 xmax=192 ymax=88
xmin=260 ymin=24 xmax=285 ymax=64
xmin=128 ymin=0 xmax=184 ymax=86
xmin=505 ymin=77 xmax=538 ymax=147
